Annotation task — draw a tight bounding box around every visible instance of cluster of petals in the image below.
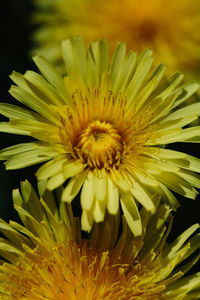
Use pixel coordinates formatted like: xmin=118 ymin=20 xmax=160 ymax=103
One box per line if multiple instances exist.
xmin=1 ymin=38 xmax=200 ymax=233
xmin=0 ymin=181 xmax=200 ymax=299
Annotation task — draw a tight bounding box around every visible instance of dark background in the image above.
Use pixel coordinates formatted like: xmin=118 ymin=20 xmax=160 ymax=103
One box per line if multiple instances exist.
xmin=1 ymin=0 xmax=200 ymax=273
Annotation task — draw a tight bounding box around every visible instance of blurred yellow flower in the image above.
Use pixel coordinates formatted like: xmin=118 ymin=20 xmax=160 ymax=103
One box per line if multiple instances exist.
xmin=33 ymin=0 xmax=200 ymax=77
xmin=1 ymin=38 xmax=200 ymax=232
xmin=0 ymin=181 xmax=200 ymax=299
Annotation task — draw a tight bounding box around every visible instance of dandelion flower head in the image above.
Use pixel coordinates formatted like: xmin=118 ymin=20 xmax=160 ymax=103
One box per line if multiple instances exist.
xmin=1 ymin=38 xmax=200 ymax=233
xmin=0 ymin=181 xmax=200 ymax=299
xmin=33 ymin=0 xmax=200 ymax=77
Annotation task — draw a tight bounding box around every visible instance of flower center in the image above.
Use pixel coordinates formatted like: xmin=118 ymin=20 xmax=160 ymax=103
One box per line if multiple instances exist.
xmin=137 ymin=20 xmax=158 ymax=42
xmin=1 ymin=240 xmax=166 ymax=300
xmin=74 ymin=120 xmax=123 ymax=169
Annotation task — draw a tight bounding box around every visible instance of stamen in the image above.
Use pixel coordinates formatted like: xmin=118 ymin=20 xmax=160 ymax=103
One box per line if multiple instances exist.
xmin=57 ymin=88 xmax=153 ymax=171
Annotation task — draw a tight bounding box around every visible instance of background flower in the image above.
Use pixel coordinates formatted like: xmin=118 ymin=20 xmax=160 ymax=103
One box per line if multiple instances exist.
xmin=0 ymin=181 xmax=200 ymax=299
xmin=0 ymin=38 xmax=200 ymax=232
xmin=33 ymin=0 xmax=200 ymax=78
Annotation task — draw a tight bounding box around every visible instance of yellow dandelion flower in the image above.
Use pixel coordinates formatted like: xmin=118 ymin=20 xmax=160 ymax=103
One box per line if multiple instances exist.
xmin=33 ymin=0 xmax=200 ymax=77
xmin=1 ymin=38 xmax=200 ymax=233
xmin=0 ymin=181 xmax=200 ymax=299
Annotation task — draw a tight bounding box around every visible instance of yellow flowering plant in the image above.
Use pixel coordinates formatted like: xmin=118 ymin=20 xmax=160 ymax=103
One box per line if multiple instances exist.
xmin=0 ymin=38 xmax=200 ymax=233
xmin=0 ymin=180 xmax=200 ymax=299
xmin=33 ymin=0 xmax=200 ymax=77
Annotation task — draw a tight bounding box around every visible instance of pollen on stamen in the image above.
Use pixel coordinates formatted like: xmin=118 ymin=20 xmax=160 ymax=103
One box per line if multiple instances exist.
xmin=55 ymin=86 xmax=155 ymax=176
xmin=73 ymin=120 xmax=123 ymax=170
